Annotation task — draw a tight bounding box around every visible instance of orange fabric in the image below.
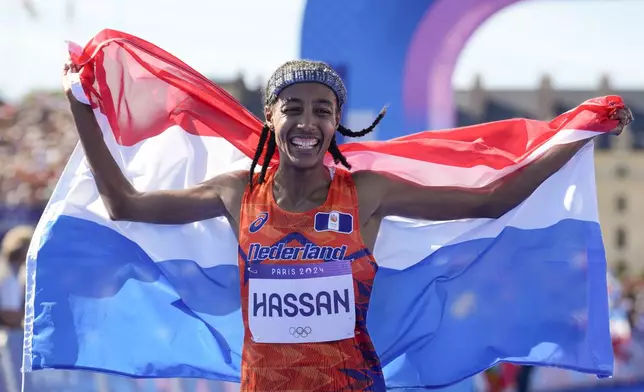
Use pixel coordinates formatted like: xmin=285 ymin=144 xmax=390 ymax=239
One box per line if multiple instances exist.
xmin=237 ymin=166 xmax=385 ymax=391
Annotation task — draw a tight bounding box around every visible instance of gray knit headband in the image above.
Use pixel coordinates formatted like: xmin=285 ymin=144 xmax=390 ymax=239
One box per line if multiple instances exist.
xmin=264 ymin=60 xmax=347 ymax=108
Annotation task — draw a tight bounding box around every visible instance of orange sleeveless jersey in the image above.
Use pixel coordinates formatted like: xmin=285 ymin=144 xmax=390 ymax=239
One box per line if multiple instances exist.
xmin=237 ymin=166 xmax=385 ymax=391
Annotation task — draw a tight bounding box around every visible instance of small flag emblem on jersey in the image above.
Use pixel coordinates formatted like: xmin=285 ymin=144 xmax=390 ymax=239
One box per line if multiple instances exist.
xmin=314 ymin=211 xmax=353 ymax=234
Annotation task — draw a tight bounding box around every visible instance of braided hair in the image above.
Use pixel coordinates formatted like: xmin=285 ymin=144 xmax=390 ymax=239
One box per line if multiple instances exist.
xmin=327 ymin=107 xmax=387 ymax=168
xmin=249 ymin=60 xmax=387 ymax=190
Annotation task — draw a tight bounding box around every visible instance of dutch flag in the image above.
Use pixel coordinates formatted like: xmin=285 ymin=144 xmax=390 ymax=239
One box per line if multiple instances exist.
xmin=23 ymin=29 xmax=615 ymax=389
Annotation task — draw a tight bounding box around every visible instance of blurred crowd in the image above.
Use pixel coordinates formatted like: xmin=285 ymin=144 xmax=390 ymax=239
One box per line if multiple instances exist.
xmin=0 ymin=91 xmax=642 ymax=392
xmin=0 ymin=93 xmax=77 ymax=208
xmin=0 ymin=92 xmax=75 ymax=333
xmin=0 ymin=92 xmax=78 ymax=331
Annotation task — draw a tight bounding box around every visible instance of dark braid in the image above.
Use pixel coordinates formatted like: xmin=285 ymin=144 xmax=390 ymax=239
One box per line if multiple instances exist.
xmin=329 ymin=106 xmax=387 ymax=170
xmin=337 ymin=106 xmax=387 ymax=138
xmin=259 ymin=132 xmax=277 ymax=186
xmin=249 ymin=124 xmax=270 ymax=191
xmin=328 ymin=136 xmax=351 ymax=169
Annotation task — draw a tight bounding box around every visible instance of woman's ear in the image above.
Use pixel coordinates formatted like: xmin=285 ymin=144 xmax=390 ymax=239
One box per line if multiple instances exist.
xmin=264 ymin=105 xmax=274 ymax=130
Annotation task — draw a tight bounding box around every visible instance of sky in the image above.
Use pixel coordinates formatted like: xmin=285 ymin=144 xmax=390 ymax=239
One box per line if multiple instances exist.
xmin=2 ymin=0 xmax=644 ymax=102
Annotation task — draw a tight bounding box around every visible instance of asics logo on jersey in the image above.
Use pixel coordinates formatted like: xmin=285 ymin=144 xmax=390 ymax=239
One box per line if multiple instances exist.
xmin=248 ymin=243 xmax=347 ymax=262
xmin=249 ymin=212 xmax=269 ymax=233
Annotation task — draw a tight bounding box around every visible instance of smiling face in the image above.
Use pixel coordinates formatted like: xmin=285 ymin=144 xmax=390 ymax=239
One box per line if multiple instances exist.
xmin=265 ymin=83 xmax=341 ymax=169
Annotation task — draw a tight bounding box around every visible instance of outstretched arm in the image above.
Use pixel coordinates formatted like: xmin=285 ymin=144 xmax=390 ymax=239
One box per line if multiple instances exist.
xmin=356 ymin=108 xmax=632 ymax=223
xmin=356 ymin=139 xmax=588 ymax=222
xmin=64 ymin=61 xmax=246 ymax=225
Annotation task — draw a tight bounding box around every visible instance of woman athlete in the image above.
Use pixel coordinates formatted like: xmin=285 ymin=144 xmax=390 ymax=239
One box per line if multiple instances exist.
xmin=62 ymin=59 xmax=632 ymax=391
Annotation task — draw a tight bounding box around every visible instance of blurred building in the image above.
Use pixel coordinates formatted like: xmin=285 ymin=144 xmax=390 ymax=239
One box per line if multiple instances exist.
xmin=215 ymin=75 xmax=264 ymax=118
xmin=455 ymin=74 xmax=644 ymax=273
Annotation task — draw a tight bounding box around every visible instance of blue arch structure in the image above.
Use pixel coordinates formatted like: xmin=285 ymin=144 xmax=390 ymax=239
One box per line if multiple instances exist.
xmin=300 ymin=0 xmax=521 ymax=141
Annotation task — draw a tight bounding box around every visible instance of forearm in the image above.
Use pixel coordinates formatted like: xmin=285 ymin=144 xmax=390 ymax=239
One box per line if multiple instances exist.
xmin=486 ymin=139 xmax=590 ymax=217
xmin=68 ymin=96 xmax=138 ymax=217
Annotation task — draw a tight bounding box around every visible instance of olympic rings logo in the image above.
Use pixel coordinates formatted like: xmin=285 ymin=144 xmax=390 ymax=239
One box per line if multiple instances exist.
xmin=289 ymin=326 xmax=312 ymax=338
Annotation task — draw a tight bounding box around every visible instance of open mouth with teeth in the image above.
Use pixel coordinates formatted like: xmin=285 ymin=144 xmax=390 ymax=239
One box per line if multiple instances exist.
xmin=289 ymin=136 xmax=321 ymax=151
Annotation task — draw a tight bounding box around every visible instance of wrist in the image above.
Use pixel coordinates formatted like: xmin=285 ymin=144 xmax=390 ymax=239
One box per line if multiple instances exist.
xmin=67 ymin=72 xmax=91 ymax=105
xmin=67 ymin=91 xmax=92 ymax=111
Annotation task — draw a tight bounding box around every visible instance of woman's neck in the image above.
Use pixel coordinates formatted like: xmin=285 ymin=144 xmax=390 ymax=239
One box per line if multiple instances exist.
xmin=272 ymin=163 xmax=331 ymax=212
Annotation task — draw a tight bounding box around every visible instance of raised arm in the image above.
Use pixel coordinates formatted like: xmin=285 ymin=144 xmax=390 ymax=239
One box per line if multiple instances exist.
xmin=356 ymin=108 xmax=632 ymax=223
xmin=63 ymin=61 xmax=247 ymax=226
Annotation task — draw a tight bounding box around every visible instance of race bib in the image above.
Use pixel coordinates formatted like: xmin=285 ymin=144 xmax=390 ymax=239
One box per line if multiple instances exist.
xmin=248 ymin=261 xmax=356 ymax=344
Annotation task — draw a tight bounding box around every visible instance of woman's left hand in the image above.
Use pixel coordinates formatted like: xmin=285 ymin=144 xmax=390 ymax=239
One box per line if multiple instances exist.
xmin=610 ymin=107 xmax=634 ymax=135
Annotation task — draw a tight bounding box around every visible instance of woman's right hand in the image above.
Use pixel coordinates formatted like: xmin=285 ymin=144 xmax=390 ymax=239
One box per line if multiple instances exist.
xmin=62 ymin=58 xmax=81 ymax=102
